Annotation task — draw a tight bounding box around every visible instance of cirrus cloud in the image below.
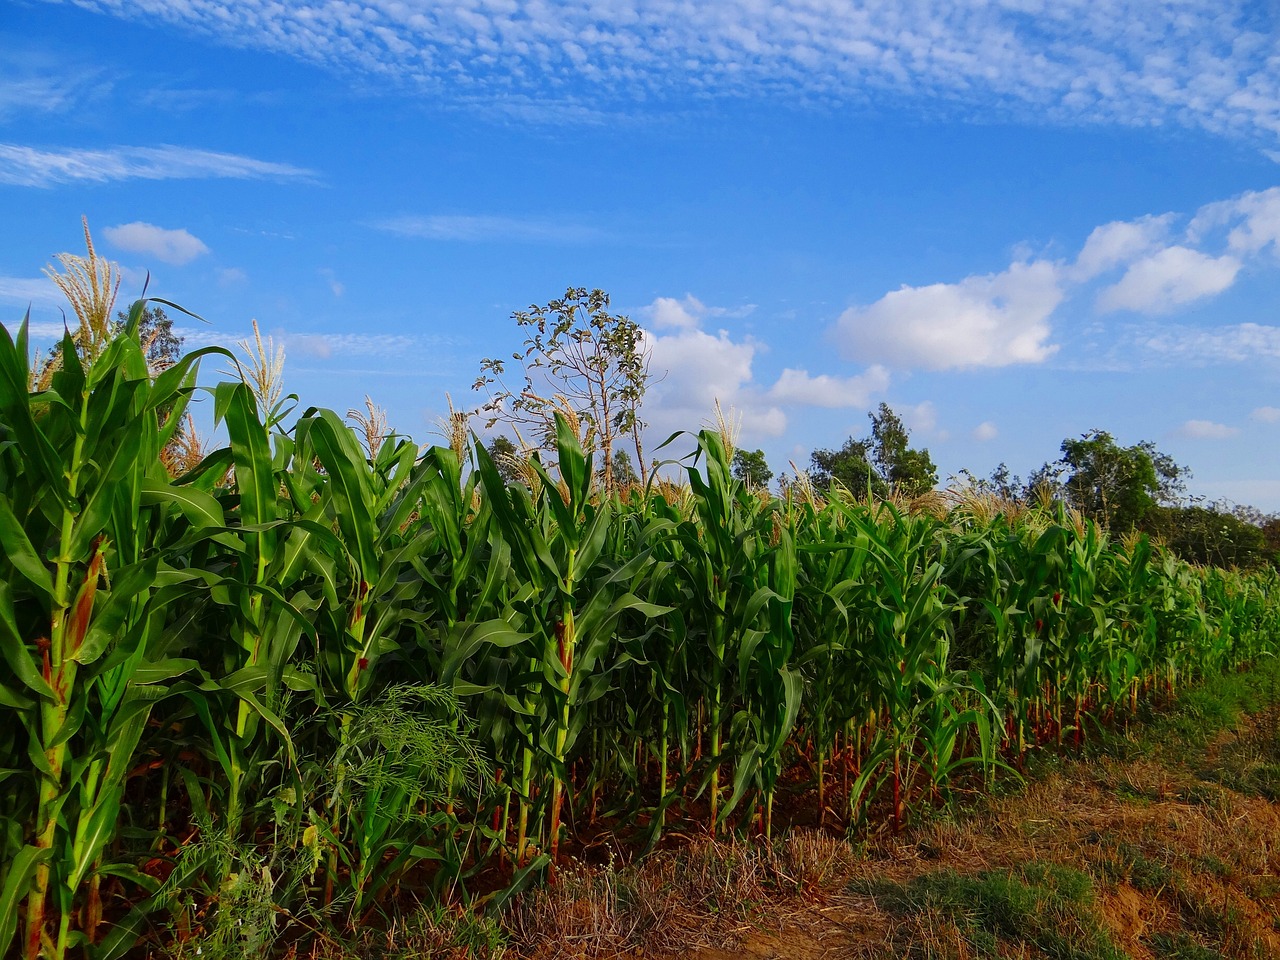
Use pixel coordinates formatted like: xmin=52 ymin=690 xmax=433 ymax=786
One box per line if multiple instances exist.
xmin=60 ymin=0 xmax=1280 ymax=145
xmin=0 ymin=143 xmax=316 ymax=187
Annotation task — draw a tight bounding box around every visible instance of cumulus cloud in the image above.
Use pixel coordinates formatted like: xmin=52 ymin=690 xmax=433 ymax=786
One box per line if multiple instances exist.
xmin=972 ymin=421 xmax=999 ymax=442
xmin=1190 ymin=187 xmax=1280 ymax=256
xmin=1176 ymin=419 xmax=1240 ymax=440
xmin=637 ymin=295 xmax=895 ymax=442
xmin=1071 ymin=215 xmax=1173 ymax=281
xmin=642 ymin=323 xmax=787 ymax=441
xmin=1251 ymin=406 xmax=1280 ymax=423
xmin=828 ymin=183 xmax=1280 ymax=372
xmin=104 ymin=221 xmax=210 ymax=265
xmin=0 ymin=143 xmax=316 ymax=187
xmin=63 ymin=0 xmax=1280 ymax=142
xmin=834 ymin=260 xmax=1062 ymax=370
xmin=644 ymin=295 xmax=707 ymax=331
xmin=1096 ymin=247 xmax=1241 ymax=314
xmin=767 ymin=365 xmax=890 ymax=408
xmin=898 ymin=401 xmax=943 ymax=439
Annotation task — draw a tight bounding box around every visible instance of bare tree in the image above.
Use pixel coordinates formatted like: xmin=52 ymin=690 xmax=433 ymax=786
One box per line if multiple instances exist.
xmin=474 ymin=287 xmax=651 ymax=494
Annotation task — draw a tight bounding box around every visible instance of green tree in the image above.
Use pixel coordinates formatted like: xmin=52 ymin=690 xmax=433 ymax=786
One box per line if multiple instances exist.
xmin=605 ymin=449 xmax=640 ymax=490
xmin=123 ymin=304 xmax=183 ymax=372
xmin=731 ymin=447 xmax=773 ymax=491
xmin=1047 ymin=429 xmax=1185 ymax=531
xmin=485 ymin=435 xmax=525 ymax=486
xmin=474 ymin=287 xmax=651 ymax=494
xmin=1146 ymin=504 xmax=1267 ymax=569
xmin=809 ymin=403 xmax=937 ymax=499
xmin=954 ymin=462 xmax=1025 ymax=502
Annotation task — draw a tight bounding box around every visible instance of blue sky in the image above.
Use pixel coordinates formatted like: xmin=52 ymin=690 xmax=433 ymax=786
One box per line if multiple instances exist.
xmin=4 ymin=0 xmax=1280 ymax=508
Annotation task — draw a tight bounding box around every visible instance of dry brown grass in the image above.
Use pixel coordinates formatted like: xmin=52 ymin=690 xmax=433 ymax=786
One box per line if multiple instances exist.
xmin=504 ymin=698 xmax=1280 ymax=960
xmin=506 ymin=831 xmax=856 ymax=959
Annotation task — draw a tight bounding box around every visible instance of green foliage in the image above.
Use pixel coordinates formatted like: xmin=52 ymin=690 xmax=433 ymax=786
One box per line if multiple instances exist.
xmin=474 ymin=287 xmax=650 ymax=493
xmin=1145 ymin=504 xmax=1269 ymax=569
xmin=809 ymin=403 xmax=936 ymax=498
xmin=485 ymin=435 xmax=523 ymax=486
xmin=856 ymin=862 xmax=1123 ymax=960
xmin=731 ymin=448 xmax=772 ymax=490
xmin=1049 ymin=429 xmax=1185 ymax=531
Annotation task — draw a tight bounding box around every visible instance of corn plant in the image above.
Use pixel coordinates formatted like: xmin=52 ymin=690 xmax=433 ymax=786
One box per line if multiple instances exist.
xmin=0 ymin=306 xmax=223 ymax=960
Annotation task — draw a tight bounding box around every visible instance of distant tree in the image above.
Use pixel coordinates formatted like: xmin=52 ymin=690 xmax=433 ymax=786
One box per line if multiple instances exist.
xmin=605 ymin=450 xmax=640 ymax=490
xmin=1146 ymin=504 xmax=1268 ymax=569
xmin=731 ymin=448 xmax=773 ymax=491
xmin=809 ymin=403 xmax=936 ymax=499
xmin=809 ymin=436 xmax=881 ymax=499
xmin=954 ymin=462 xmax=1025 ymax=502
xmin=1042 ymin=429 xmax=1185 ymax=531
xmin=485 ymin=435 xmax=525 ymax=486
xmin=474 ymin=287 xmax=652 ymax=494
xmin=119 ymin=304 xmax=183 ymax=374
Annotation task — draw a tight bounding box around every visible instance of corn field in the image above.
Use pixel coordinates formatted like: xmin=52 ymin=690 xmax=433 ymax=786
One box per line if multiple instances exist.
xmin=2 ymin=308 xmax=1278 ymax=959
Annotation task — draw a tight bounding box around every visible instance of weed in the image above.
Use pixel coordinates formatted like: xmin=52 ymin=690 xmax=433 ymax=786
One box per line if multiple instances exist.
xmin=853 ymin=861 xmax=1123 ymax=960
xmin=1149 ymin=931 xmax=1225 ymax=960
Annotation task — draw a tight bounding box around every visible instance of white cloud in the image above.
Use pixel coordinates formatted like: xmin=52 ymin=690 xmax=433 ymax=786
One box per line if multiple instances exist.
xmin=972 ymin=421 xmax=999 ymax=442
xmin=63 ymin=0 xmax=1280 ymax=142
xmin=1251 ymin=406 xmax=1280 ymax=423
xmin=0 ymin=276 xmax=61 ymax=306
xmin=374 ymin=215 xmax=604 ymax=244
xmin=218 ymin=267 xmax=247 ymax=286
xmin=898 ymin=401 xmax=943 ymax=439
xmin=767 ymin=365 xmax=890 ymax=408
xmin=1176 ymin=419 xmax=1240 ymax=440
xmin=0 ymin=143 xmax=316 ymax=187
xmin=831 ymin=184 xmax=1280 ymax=374
xmin=1071 ymin=214 xmax=1173 ymax=281
xmin=319 ymin=268 xmax=344 ymax=297
xmin=104 ymin=222 xmax=210 ymax=265
xmin=1096 ymin=247 xmax=1241 ymax=314
xmin=0 ymin=320 xmax=71 ymax=340
xmin=834 ymin=260 xmax=1062 ymax=370
xmin=644 ymin=295 xmax=706 ymax=331
xmin=638 ymin=294 xmax=895 ymax=443
xmin=284 ymin=332 xmax=418 ymax=360
xmin=1140 ymin=323 xmax=1280 ymax=364
xmin=643 ymin=324 xmax=786 ymax=441
xmin=1190 ymin=187 xmax=1280 ymax=256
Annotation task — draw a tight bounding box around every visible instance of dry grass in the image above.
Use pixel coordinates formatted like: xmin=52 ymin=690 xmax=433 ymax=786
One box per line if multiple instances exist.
xmin=506 ymin=831 xmax=855 ymax=959
xmin=505 ymin=670 xmax=1280 ymax=960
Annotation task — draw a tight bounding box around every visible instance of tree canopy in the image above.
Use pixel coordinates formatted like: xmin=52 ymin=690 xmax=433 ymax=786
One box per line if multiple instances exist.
xmin=474 ymin=287 xmax=651 ymax=494
xmin=731 ymin=448 xmax=772 ymax=491
xmin=1042 ymin=429 xmax=1185 ymax=531
xmin=809 ymin=403 xmax=937 ymax=499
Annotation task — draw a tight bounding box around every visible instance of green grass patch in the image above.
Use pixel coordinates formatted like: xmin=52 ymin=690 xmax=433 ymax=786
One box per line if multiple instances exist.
xmin=852 ymin=861 xmax=1123 ymax=960
xmin=1148 ymin=931 xmax=1225 ymax=960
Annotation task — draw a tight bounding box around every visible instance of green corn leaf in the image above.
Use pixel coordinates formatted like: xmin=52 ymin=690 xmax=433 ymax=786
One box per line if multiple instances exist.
xmin=0 ymin=492 xmax=53 ymax=598
xmin=0 ymin=582 xmax=52 ymax=699
xmin=0 ymin=844 xmax=51 ymax=957
xmin=139 ymin=479 xmax=224 ymax=528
